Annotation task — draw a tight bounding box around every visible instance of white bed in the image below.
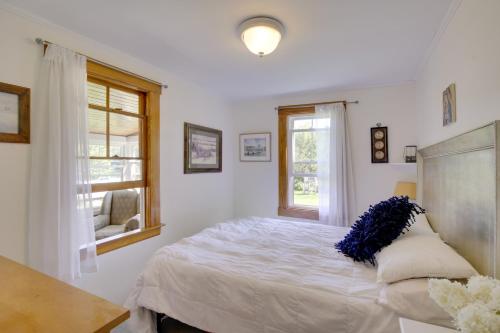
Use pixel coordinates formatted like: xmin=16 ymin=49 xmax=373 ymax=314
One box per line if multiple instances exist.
xmin=125 ymin=217 xmax=399 ymax=333
xmin=126 ymin=123 xmax=500 ymax=333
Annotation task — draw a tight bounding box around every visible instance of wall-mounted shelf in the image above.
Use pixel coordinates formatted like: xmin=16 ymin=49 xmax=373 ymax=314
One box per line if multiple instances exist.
xmin=388 ymin=163 xmax=417 ymax=166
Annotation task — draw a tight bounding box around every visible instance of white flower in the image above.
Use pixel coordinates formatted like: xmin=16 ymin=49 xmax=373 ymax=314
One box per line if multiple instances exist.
xmin=456 ymin=303 xmax=500 ymax=333
xmin=488 ymin=286 xmax=500 ymax=312
xmin=429 ymin=276 xmax=500 ymax=332
xmin=467 ymin=276 xmax=498 ymax=304
xmin=429 ymin=279 xmax=471 ymax=317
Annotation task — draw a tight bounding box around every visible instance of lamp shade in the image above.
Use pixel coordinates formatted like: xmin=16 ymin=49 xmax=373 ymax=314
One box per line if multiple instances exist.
xmin=239 ymin=17 xmax=284 ymax=57
xmin=394 ymin=181 xmax=416 ymax=200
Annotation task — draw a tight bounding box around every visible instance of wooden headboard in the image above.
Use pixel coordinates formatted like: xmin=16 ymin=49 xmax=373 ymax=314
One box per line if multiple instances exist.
xmin=418 ymin=122 xmax=500 ymax=278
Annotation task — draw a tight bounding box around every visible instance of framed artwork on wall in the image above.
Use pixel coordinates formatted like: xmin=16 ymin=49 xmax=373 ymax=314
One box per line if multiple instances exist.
xmin=184 ymin=122 xmax=222 ymax=173
xmin=443 ymin=83 xmax=456 ymax=126
xmin=371 ymin=125 xmax=388 ymax=163
xmin=0 ymin=82 xmax=30 ymax=143
xmin=239 ymin=132 xmax=271 ymax=162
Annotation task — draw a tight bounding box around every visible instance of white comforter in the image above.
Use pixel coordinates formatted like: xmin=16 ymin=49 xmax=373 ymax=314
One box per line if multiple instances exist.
xmin=125 ymin=217 xmax=399 ymax=333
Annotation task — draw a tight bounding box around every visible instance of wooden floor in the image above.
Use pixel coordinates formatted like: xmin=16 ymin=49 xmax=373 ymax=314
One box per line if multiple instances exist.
xmin=159 ymin=317 xmax=206 ymax=333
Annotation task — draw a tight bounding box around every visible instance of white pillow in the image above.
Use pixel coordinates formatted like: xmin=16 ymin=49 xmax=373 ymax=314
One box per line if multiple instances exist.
xmin=376 ymin=278 xmax=454 ymax=328
xmin=376 ymin=234 xmax=477 ymax=283
xmin=407 ymin=213 xmax=436 ymax=236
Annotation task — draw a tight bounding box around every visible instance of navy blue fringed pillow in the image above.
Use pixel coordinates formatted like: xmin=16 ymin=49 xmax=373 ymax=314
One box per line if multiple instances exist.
xmin=335 ymin=196 xmax=424 ymax=266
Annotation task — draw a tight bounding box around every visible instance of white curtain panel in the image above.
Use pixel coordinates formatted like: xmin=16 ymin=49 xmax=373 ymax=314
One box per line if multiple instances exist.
xmin=316 ymin=103 xmax=355 ymax=227
xmin=28 ymin=44 xmax=97 ymax=282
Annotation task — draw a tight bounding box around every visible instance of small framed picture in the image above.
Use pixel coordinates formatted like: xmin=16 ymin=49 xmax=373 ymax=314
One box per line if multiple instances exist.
xmin=184 ymin=122 xmax=222 ymax=173
xmin=240 ymin=132 xmax=271 ymax=162
xmin=0 ymin=82 xmax=30 ymax=143
xmin=443 ymin=83 xmax=456 ymax=126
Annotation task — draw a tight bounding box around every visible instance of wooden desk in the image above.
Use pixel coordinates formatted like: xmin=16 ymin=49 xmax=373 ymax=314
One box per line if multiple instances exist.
xmin=0 ymin=255 xmax=129 ymax=333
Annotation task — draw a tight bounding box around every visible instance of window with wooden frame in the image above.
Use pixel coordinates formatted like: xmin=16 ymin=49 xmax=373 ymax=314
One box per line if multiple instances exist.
xmin=278 ymin=106 xmax=328 ymax=220
xmin=86 ymin=61 xmax=161 ymax=255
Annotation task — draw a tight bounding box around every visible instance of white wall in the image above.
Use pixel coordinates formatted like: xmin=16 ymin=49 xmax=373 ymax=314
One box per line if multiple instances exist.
xmin=416 ymin=0 xmax=500 ymax=147
xmin=0 ymin=5 xmax=234 ymax=312
xmin=232 ymin=84 xmax=418 ymax=221
xmin=8 ymin=0 xmax=498 ymax=328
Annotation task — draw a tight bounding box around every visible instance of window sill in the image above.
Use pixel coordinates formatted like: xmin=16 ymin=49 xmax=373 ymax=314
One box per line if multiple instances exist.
xmin=96 ymin=224 xmax=163 ymax=255
xmin=278 ymin=206 xmax=319 ymax=220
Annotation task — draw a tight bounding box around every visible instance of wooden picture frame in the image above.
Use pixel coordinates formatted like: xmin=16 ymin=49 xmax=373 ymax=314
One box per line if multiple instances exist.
xmin=184 ymin=122 xmax=222 ymax=173
xmin=371 ymin=126 xmax=388 ymax=163
xmin=0 ymin=82 xmax=30 ymax=143
xmin=239 ymin=132 xmax=271 ymax=162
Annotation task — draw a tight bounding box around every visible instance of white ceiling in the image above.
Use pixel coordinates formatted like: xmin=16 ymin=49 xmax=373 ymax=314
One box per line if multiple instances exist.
xmin=5 ymin=0 xmax=453 ymax=100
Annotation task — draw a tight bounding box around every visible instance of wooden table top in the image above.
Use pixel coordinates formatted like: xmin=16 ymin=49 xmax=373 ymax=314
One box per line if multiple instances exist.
xmin=0 ymin=255 xmax=129 ymax=333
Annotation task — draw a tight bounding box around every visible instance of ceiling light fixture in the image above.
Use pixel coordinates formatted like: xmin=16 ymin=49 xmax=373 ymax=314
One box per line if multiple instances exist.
xmin=238 ymin=16 xmax=285 ymax=57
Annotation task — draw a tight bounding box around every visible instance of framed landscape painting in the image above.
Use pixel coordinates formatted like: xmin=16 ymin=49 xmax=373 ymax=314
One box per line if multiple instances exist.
xmin=184 ymin=122 xmax=222 ymax=173
xmin=240 ymin=132 xmax=271 ymax=162
xmin=0 ymin=82 xmax=30 ymax=143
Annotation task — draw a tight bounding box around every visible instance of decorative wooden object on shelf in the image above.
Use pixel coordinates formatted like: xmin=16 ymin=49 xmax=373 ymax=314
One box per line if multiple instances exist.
xmin=371 ymin=124 xmax=388 ymax=163
xmin=0 ymin=255 xmax=129 ymax=333
xmin=0 ymin=82 xmax=30 ymax=143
